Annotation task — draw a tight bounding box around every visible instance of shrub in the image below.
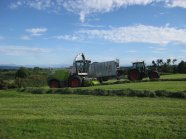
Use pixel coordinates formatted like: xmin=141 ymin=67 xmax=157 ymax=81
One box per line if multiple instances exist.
xmin=15 ymin=76 xmax=47 ymax=88
xmin=0 ymin=80 xmax=17 ymax=90
xmin=15 ymin=67 xmax=29 ymax=78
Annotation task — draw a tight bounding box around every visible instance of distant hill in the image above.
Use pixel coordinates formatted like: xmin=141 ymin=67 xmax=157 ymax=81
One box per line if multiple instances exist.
xmin=0 ymin=65 xmax=20 ymax=70
xmin=0 ymin=64 xmax=70 ymax=70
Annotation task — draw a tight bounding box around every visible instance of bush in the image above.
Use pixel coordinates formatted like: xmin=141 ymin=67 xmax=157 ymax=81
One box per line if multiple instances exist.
xmin=0 ymin=80 xmax=17 ymax=90
xmin=15 ymin=67 xmax=29 ymax=78
xmin=177 ymin=61 xmax=186 ymax=73
xmin=15 ymin=76 xmax=47 ymax=88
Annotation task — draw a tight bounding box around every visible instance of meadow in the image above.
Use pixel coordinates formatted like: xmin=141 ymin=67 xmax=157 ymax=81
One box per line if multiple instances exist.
xmin=0 ymin=90 xmax=186 ymax=139
xmin=0 ymin=74 xmax=186 ymax=139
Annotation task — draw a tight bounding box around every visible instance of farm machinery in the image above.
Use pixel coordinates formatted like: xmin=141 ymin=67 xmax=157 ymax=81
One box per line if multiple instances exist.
xmin=47 ymin=53 xmax=159 ymax=88
xmin=122 ymin=61 xmax=160 ymax=81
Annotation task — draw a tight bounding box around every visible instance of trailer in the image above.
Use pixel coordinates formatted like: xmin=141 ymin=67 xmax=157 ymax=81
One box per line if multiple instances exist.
xmin=88 ymin=61 xmax=118 ymax=82
xmin=47 ymin=53 xmax=160 ymax=88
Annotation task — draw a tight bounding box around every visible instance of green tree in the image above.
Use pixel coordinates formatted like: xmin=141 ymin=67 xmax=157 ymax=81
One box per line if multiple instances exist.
xmin=156 ymin=59 xmax=161 ymax=67
xmin=159 ymin=59 xmax=163 ymax=66
xmin=172 ymin=59 xmax=177 ymax=65
xmin=15 ymin=67 xmax=29 ymax=78
xmin=166 ymin=59 xmax=171 ymax=65
xmin=177 ymin=61 xmax=186 ymax=73
xmin=152 ymin=60 xmax=156 ymax=67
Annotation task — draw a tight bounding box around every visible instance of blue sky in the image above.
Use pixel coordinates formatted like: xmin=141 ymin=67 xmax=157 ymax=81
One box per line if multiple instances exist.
xmin=0 ymin=0 xmax=186 ymax=66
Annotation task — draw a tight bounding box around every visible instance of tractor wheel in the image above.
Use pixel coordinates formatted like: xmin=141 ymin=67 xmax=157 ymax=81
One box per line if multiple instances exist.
xmin=128 ymin=69 xmax=140 ymax=81
xmin=148 ymin=71 xmax=159 ymax=80
xmin=97 ymin=77 xmax=103 ymax=84
xmin=49 ymin=80 xmax=60 ymax=88
xmin=69 ymin=76 xmax=82 ymax=88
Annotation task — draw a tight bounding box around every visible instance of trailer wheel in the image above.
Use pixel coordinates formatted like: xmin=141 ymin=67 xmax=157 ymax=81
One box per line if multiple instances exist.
xmin=49 ymin=80 xmax=60 ymax=88
xmin=148 ymin=71 xmax=159 ymax=80
xmin=69 ymin=76 xmax=82 ymax=88
xmin=128 ymin=69 xmax=140 ymax=81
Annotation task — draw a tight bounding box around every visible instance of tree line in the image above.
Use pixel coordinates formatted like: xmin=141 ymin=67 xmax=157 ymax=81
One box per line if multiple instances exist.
xmin=0 ymin=67 xmax=50 ymax=89
xmin=151 ymin=59 xmax=186 ymax=73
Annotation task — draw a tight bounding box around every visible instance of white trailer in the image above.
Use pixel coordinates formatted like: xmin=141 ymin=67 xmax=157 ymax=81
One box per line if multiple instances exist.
xmin=88 ymin=61 xmax=118 ymax=79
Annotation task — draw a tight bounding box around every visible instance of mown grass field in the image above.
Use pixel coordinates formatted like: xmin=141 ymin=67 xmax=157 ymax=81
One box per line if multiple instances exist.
xmin=160 ymin=74 xmax=186 ymax=79
xmin=1 ymin=74 xmax=186 ymax=138
xmin=82 ymin=81 xmax=186 ymax=92
xmin=97 ymin=73 xmax=186 ymax=85
xmin=0 ymin=90 xmax=186 ymax=139
xmin=82 ymin=74 xmax=186 ymax=92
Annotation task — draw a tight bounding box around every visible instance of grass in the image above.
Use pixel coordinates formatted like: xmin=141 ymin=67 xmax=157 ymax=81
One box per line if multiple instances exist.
xmin=81 ymin=81 xmax=186 ymax=92
xmin=0 ymin=90 xmax=186 ymax=139
xmin=160 ymin=74 xmax=186 ymax=79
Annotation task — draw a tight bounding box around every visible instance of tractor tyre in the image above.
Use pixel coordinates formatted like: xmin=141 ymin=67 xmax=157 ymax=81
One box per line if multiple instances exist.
xmin=69 ymin=76 xmax=82 ymax=88
xmin=49 ymin=80 xmax=60 ymax=88
xmin=128 ymin=69 xmax=141 ymax=81
xmin=97 ymin=77 xmax=103 ymax=84
xmin=148 ymin=71 xmax=160 ymax=80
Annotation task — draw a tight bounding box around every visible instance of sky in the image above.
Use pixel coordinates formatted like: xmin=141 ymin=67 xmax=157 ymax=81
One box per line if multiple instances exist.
xmin=0 ymin=0 xmax=186 ymax=67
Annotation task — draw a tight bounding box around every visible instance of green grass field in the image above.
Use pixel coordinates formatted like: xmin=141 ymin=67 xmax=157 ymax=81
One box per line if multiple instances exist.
xmin=0 ymin=90 xmax=186 ymax=139
xmin=81 ymin=81 xmax=186 ymax=92
xmin=1 ymin=74 xmax=186 ymax=138
xmin=83 ymin=74 xmax=186 ymax=92
xmin=160 ymin=74 xmax=186 ymax=79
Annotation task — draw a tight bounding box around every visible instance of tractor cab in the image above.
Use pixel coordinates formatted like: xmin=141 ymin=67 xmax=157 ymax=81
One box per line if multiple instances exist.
xmin=72 ymin=53 xmax=91 ymax=76
xmin=132 ymin=61 xmax=146 ymax=73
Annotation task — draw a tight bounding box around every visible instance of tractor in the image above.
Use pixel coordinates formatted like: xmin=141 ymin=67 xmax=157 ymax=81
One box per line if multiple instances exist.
xmin=127 ymin=61 xmax=160 ymax=81
xmin=47 ymin=53 xmax=100 ymax=88
xmin=47 ymin=53 xmax=160 ymax=88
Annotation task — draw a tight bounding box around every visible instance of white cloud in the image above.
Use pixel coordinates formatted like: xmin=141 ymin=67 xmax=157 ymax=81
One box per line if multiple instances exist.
xmin=0 ymin=45 xmax=49 ymax=56
xmin=9 ymin=1 xmax=23 ymax=9
xmin=166 ymin=0 xmax=186 ymax=8
xmin=25 ymin=27 xmax=48 ymax=36
xmin=62 ymin=0 xmax=157 ymax=22
xmin=77 ymin=25 xmax=186 ymax=45
xmin=20 ymin=35 xmax=31 ymax=40
xmin=9 ymin=0 xmax=186 ymax=22
xmin=9 ymin=0 xmax=54 ymax=10
xmin=53 ymin=35 xmax=80 ymax=41
xmin=76 ymin=23 xmax=104 ymax=28
xmin=28 ymin=0 xmax=53 ymax=10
